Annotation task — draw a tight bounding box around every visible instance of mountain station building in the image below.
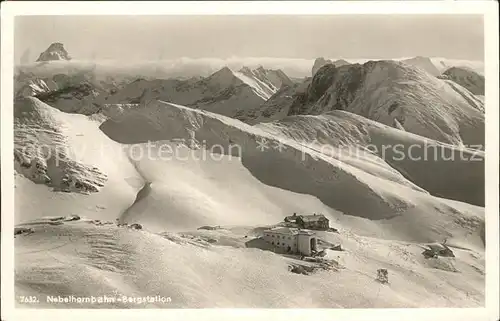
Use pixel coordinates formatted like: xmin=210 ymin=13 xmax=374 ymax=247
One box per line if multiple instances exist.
xmin=262 ymin=227 xmax=318 ymax=256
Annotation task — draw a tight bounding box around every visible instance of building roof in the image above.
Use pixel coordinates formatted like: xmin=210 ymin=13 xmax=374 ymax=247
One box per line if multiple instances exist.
xmin=266 ymin=227 xmax=299 ymax=235
xmin=299 ymin=214 xmax=328 ymax=222
xmin=264 ymin=227 xmax=314 ymax=236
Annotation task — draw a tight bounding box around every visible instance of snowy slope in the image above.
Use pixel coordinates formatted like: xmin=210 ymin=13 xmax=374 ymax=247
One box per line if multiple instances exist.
xmin=14 ymin=97 xmax=143 ymax=224
xmin=96 ymin=101 xmax=484 ymax=237
xmin=284 ymin=60 xmax=484 ymax=147
xmin=15 ymin=62 xmax=144 ymax=99
xmin=236 ymin=78 xmax=312 ymax=124
xmin=235 ymin=84 xmax=298 ymax=124
xmin=13 ymin=54 xmax=486 ymax=308
xmin=257 ymin=111 xmax=485 ymax=206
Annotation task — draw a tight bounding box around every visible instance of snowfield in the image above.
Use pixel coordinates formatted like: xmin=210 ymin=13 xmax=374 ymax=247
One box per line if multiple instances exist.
xmin=13 ymin=56 xmax=486 ymax=308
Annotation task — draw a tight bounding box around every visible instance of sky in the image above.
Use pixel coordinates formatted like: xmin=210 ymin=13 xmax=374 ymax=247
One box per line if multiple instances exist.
xmin=15 ymin=15 xmax=484 ymax=63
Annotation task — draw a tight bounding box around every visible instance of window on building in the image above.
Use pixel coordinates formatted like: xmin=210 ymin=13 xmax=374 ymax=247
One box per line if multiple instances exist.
xmin=272 ymin=241 xmax=274 ymax=245
xmin=272 ymin=235 xmax=274 ymax=237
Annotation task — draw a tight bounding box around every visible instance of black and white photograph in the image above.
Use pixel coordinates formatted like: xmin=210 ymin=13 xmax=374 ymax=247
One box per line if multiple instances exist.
xmin=1 ymin=1 xmax=499 ymax=319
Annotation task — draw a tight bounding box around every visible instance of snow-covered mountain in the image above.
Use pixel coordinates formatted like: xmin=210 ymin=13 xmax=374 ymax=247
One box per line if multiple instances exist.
xmin=36 ymin=42 xmax=71 ymax=62
xmin=265 ymin=60 xmax=485 ymax=148
xmin=97 ymin=66 xmax=288 ymax=117
xmin=14 ymin=97 xmax=108 ymax=197
xmin=15 ymin=77 xmax=58 ymax=98
xmin=33 ymin=81 xmax=104 ymax=115
xmin=16 ymin=55 xmax=484 ymax=82
xmin=400 ymin=56 xmax=441 ymax=76
xmin=439 ymin=67 xmax=485 ymax=96
xmin=240 ymin=66 xmax=294 ymax=89
xmin=430 ymin=57 xmax=485 ymax=76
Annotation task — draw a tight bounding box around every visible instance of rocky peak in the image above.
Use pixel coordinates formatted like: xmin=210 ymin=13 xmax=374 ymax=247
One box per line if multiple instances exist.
xmin=36 ymin=42 xmax=71 ymax=62
xmin=211 ymin=66 xmax=235 ymax=78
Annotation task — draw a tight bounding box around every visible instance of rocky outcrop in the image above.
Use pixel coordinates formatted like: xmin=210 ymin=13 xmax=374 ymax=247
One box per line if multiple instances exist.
xmin=439 ymin=67 xmax=485 ymax=95
xmin=34 ymin=81 xmax=103 ymax=114
xmin=285 ymin=60 xmax=485 ymax=148
xmin=401 ymin=56 xmax=440 ymax=76
xmin=14 ymin=68 xmax=125 ymax=115
xmin=36 ymin=43 xmax=71 ymax=62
